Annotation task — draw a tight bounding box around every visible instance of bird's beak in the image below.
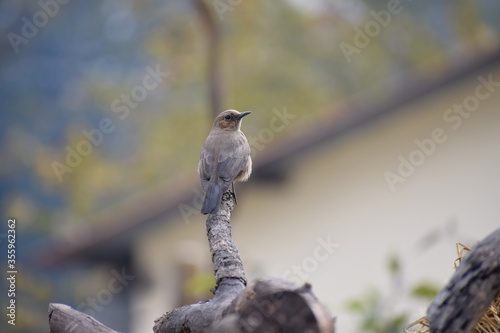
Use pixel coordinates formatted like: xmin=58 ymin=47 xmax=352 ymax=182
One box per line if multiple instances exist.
xmin=237 ymin=111 xmax=251 ymax=119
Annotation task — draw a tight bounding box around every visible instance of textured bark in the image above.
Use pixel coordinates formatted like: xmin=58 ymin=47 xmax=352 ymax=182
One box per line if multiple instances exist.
xmin=153 ymin=192 xmax=335 ymax=332
xmin=206 ymin=192 xmax=247 ymax=287
xmin=48 ymin=192 xmax=335 ymax=333
xmin=211 ymin=278 xmax=335 ymax=333
xmin=48 ymin=303 xmax=118 ymax=333
xmin=153 ymin=191 xmax=247 ymax=332
xmin=427 ymin=228 xmax=500 ymax=333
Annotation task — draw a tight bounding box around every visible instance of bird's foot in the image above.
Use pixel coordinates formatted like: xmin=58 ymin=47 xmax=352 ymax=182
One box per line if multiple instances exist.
xmin=230 ymin=189 xmax=238 ymax=205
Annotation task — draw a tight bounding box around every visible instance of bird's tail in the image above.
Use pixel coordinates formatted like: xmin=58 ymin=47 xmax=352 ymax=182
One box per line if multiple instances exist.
xmin=201 ymin=185 xmax=223 ymax=215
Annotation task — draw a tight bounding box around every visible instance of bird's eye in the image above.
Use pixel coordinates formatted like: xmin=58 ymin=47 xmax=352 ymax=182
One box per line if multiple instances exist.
xmin=224 ymin=115 xmax=231 ymax=120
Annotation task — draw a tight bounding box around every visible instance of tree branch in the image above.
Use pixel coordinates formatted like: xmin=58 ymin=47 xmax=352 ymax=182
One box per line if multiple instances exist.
xmin=427 ymin=228 xmax=500 ymax=333
xmin=207 ymin=192 xmax=246 ymax=287
xmin=48 ymin=303 xmax=118 ymax=333
xmin=211 ymin=278 xmax=336 ymax=333
xmin=48 ymin=192 xmax=335 ymax=332
xmin=153 ymin=191 xmax=247 ymax=332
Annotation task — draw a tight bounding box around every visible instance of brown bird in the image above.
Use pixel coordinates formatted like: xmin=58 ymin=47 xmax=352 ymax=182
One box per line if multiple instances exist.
xmin=198 ymin=110 xmax=252 ymax=215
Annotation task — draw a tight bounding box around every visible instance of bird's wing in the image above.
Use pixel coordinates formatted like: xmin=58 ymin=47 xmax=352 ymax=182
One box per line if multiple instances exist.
xmin=215 ymin=133 xmax=250 ymax=183
xmin=199 ymin=132 xmax=249 ymax=190
xmin=216 ymin=152 xmax=248 ymax=183
xmin=198 ymin=147 xmax=215 ymax=192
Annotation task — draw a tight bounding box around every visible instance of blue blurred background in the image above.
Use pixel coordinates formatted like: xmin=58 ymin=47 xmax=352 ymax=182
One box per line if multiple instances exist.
xmin=1 ymin=0 xmax=500 ymax=332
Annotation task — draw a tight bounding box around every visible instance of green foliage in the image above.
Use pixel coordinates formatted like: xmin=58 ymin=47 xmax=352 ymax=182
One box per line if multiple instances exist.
xmin=184 ymin=271 xmax=216 ymax=298
xmin=411 ymin=282 xmax=440 ymax=300
xmin=4 ymin=0 xmax=500 ymax=229
xmin=387 ymin=253 xmax=401 ymax=275
xmin=346 ymin=254 xmax=440 ymax=333
xmin=347 ymin=288 xmax=409 ymax=333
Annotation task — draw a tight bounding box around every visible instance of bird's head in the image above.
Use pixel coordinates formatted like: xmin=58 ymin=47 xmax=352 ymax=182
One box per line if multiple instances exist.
xmin=213 ymin=109 xmax=251 ymax=131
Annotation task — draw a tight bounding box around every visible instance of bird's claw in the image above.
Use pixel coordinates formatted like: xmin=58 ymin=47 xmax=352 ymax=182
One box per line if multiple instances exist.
xmin=230 ymin=189 xmax=238 ymax=205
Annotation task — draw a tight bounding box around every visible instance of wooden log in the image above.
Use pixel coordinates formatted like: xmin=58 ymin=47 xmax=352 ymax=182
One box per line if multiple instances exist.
xmin=211 ymin=278 xmax=335 ymax=333
xmin=48 ymin=303 xmax=118 ymax=333
xmin=153 ymin=192 xmax=335 ymax=332
xmin=48 ymin=192 xmax=335 ymax=332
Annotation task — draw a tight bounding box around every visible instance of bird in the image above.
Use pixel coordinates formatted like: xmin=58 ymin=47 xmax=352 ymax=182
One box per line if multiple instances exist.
xmin=198 ymin=109 xmax=252 ymax=215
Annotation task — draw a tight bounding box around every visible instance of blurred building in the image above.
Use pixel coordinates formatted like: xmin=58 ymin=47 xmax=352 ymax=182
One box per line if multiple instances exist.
xmin=38 ymin=52 xmax=500 ymax=333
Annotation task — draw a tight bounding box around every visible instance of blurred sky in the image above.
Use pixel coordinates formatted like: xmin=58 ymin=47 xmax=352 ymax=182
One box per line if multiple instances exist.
xmin=1 ymin=0 xmax=500 ymax=331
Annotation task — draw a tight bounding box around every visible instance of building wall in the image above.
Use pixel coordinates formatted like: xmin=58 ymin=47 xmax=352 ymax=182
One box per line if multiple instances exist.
xmin=132 ymin=65 xmax=500 ymax=333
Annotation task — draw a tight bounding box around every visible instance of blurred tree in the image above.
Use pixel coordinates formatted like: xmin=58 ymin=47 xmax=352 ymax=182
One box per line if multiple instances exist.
xmin=0 ymin=0 xmax=499 ymax=331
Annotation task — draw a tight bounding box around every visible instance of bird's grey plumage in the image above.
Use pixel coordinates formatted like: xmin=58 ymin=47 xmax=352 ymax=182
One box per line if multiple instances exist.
xmin=199 ymin=110 xmax=252 ymax=215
